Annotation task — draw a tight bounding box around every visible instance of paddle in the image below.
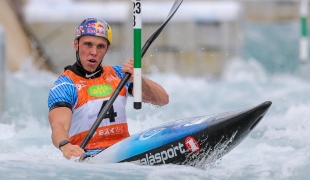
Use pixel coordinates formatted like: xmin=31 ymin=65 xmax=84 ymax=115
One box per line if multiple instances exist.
xmin=80 ymin=0 xmax=183 ymax=149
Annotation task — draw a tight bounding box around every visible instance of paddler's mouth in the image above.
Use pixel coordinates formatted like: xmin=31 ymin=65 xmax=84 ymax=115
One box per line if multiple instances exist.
xmin=88 ymin=59 xmax=97 ymax=64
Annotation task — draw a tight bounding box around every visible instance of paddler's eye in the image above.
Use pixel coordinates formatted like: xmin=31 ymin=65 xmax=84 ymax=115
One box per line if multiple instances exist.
xmin=85 ymin=42 xmax=92 ymax=47
xmin=98 ymin=44 xmax=104 ymax=49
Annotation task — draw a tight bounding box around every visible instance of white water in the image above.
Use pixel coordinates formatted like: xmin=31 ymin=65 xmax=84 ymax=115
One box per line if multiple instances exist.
xmin=0 ymin=58 xmax=309 ymax=179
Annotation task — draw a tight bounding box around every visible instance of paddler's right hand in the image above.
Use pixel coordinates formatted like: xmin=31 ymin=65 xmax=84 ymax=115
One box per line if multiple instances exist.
xmin=60 ymin=143 xmax=85 ymax=160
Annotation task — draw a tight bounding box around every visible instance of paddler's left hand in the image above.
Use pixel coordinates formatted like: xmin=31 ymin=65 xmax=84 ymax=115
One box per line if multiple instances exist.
xmin=122 ymin=59 xmax=134 ymax=83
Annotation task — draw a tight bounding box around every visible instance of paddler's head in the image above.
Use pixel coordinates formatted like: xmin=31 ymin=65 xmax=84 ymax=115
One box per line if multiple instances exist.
xmin=74 ymin=18 xmax=112 ymax=73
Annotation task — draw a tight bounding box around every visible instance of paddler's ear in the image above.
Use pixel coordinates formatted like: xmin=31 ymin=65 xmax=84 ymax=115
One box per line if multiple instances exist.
xmin=74 ymin=39 xmax=79 ymax=51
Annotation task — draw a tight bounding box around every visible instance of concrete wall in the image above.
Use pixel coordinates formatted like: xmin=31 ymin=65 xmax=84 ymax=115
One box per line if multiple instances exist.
xmin=0 ymin=0 xmax=50 ymax=72
xmin=244 ymin=1 xmax=299 ymax=22
xmin=0 ymin=0 xmax=33 ymax=72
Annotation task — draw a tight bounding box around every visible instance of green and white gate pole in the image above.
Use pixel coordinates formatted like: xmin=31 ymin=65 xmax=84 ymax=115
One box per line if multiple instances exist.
xmin=300 ymin=0 xmax=308 ymax=63
xmin=133 ymin=0 xmax=142 ymax=109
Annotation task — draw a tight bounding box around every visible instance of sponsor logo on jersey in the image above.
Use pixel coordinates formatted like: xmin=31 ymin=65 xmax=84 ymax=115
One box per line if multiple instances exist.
xmin=85 ymin=70 xmax=101 ymax=78
xmin=87 ymin=84 xmax=113 ymax=97
xmin=93 ymin=126 xmax=124 ymax=136
xmin=75 ymin=83 xmax=87 ymax=91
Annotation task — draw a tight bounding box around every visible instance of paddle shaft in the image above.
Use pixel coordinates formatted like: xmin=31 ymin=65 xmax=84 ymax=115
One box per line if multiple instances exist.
xmin=80 ymin=0 xmax=183 ymax=149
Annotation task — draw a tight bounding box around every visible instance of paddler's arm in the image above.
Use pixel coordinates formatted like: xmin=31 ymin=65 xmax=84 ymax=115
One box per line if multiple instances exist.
xmin=141 ymin=75 xmax=169 ymax=106
xmin=122 ymin=59 xmax=169 ymax=106
xmin=48 ymin=107 xmax=85 ymax=159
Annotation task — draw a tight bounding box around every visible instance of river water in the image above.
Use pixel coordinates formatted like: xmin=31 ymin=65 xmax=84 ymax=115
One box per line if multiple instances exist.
xmin=0 ymin=57 xmax=309 ymax=179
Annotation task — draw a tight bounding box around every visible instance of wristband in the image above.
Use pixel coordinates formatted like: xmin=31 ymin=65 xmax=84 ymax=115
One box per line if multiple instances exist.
xmin=58 ymin=140 xmax=70 ymax=149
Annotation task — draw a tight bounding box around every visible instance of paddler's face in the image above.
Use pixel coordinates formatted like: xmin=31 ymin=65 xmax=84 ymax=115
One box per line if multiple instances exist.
xmin=74 ymin=35 xmax=110 ymax=72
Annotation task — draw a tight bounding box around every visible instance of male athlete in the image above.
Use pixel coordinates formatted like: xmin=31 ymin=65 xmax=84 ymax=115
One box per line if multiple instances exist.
xmin=47 ymin=18 xmax=169 ymax=159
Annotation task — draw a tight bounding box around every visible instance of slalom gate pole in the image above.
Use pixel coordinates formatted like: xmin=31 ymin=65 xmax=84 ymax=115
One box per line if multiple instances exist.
xmin=133 ymin=0 xmax=142 ymax=109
